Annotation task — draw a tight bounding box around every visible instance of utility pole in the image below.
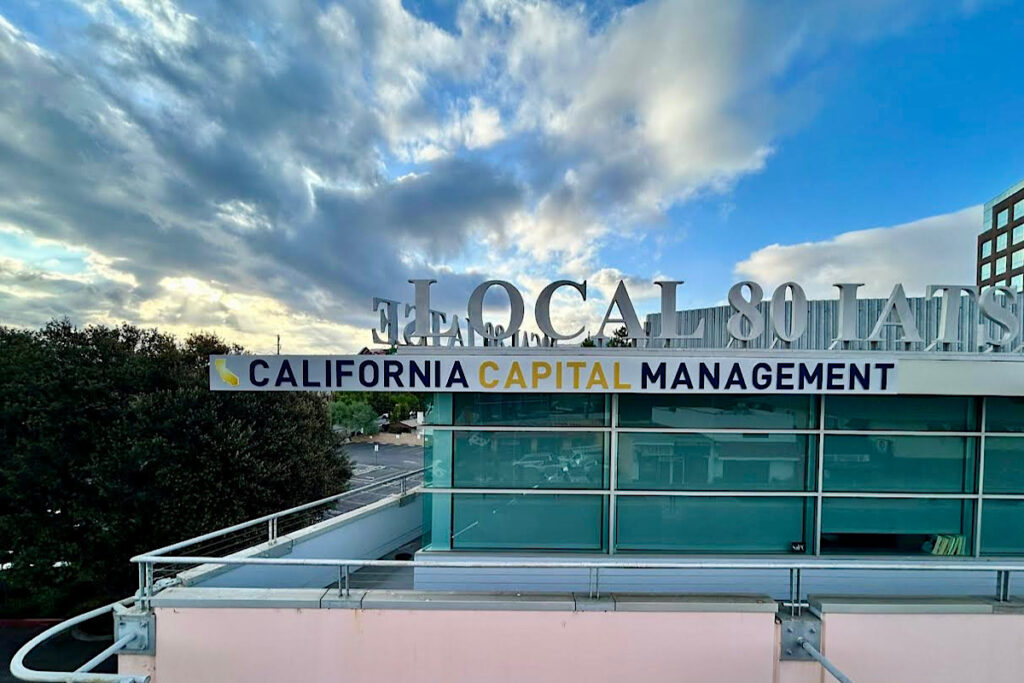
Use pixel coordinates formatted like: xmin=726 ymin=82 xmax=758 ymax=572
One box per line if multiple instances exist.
xmin=276 ymin=335 xmax=281 ymax=355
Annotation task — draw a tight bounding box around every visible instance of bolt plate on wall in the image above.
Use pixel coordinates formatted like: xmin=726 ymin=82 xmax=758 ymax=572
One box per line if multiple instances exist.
xmin=779 ymin=616 xmax=820 ymax=661
xmin=115 ymin=611 xmax=156 ymax=656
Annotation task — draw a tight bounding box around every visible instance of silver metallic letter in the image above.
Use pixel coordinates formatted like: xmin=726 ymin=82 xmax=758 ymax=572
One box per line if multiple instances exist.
xmin=371 ymin=297 xmax=400 ymax=345
xmin=831 ymin=283 xmax=864 ymax=346
xmin=979 ymin=286 xmax=1021 ymax=349
xmin=594 ymin=280 xmax=645 ymax=340
xmin=535 ymin=280 xmax=586 ymax=340
xmin=868 ymin=284 xmax=923 ymax=344
xmin=408 ymin=279 xmax=455 ymax=341
xmin=654 ymin=280 xmax=704 ymax=340
xmin=467 ymin=280 xmax=525 ymax=342
xmin=926 ymin=284 xmax=978 ymax=349
xmin=770 ymin=282 xmax=807 ymax=343
xmin=727 ymin=281 xmax=765 ymax=342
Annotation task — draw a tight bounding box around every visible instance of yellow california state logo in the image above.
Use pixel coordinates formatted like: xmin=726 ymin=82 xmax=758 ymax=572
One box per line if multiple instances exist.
xmin=214 ymin=358 xmax=239 ymax=387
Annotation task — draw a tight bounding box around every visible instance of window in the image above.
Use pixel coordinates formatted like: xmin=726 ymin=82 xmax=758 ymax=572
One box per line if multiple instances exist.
xmin=452 ymin=494 xmax=606 ymax=550
xmin=1015 ymin=198 xmax=1024 ymax=220
xmin=453 ymin=393 xmax=608 ymax=427
xmin=617 ymin=433 xmax=816 ymax=491
xmin=981 ymin=501 xmax=1024 ymax=555
xmin=997 ymin=208 xmax=1009 ymax=228
xmin=987 ymin=398 xmax=1024 ymax=432
xmin=1014 ymin=225 xmax=1024 ymax=245
xmin=1014 ymin=274 xmax=1023 ymax=290
xmin=983 ymin=438 xmax=1024 ymax=493
xmin=615 ymin=496 xmax=810 ymax=553
xmin=618 ymin=394 xmax=816 ymax=429
xmin=1014 ymin=251 xmax=1024 ymax=270
xmin=981 ymin=240 xmax=992 ymax=258
xmin=981 ymin=263 xmax=991 ymax=280
xmin=821 ymin=498 xmax=973 ymax=555
xmin=452 ymin=431 xmax=607 ymax=489
xmin=823 ymin=436 xmax=977 ymax=493
xmin=996 ymin=256 xmax=1007 ymax=275
xmin=997 ymin=233 xmax=1008 ymax=251
xmin=824 ymin=395 xmax=975 ymax=431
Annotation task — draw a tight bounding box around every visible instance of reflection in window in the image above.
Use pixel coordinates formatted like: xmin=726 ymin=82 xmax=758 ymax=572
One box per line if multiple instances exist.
xmin=453 ymin=393 xmax=608 ymax=427
xmin=453 ymin=431 xmax=607 ymax=489
xmin=1013 ymin=250 xmax=1023 ymax=270
xmin=981 ymin=263 xmax=991 ymax=280
xmin=823 ymin=436 xmax=976 ymax=493
xmin=1015 ymin=198 xmax=1024 ymax=221
xmin=981 ymin=240 xmax=992 ymax=258
xmin=987 ymin=397 xmax=1024 ymax=432
xmin=996 ymin=256 xmax=1007 ymax=275
xmin=452 ymin=493 xmax=606 ymax=550
xmin=824 ymin=395 xmax=975 ymax=431
xmin=618 ymin=394 xmax=815 ymax=429
xmin=998 ymin=233 xmax=1008 ymax=251
xmin=616 ymin=496 xmax=809 ymax=553
xmin=617 ymin=432 xmax=815 ymax=491
xmin=997 ymin=208 xmax=1009 ymax=228
xmin=983 ymin=437 xmax=1024 ymax=493
xmin=1014 ymin=274 xmax=1024 ymax=290
xmin=821 ymin=498 xmax=972 ymax=555
xmin=1014 ymin=225 xmax=1024 ymax=245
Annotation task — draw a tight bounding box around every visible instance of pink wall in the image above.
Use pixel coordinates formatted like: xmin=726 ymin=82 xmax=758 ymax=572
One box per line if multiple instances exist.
xmin=822 ymin=613 xmax=1024 ymax=682
xmin=139 ymin=607 xmax=776 ymax=682
xmin=119 ymin=607 xmax=1024 ymax=683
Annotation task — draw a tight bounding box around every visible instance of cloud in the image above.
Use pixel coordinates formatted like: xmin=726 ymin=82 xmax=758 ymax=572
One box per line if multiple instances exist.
xmin=0 ymin=0 xmax=991 ymax=349
xmin=733 ymin=206 xmax=981 ymax=298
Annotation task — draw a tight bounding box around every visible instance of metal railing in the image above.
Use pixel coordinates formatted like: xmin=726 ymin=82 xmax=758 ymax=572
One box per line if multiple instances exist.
xmin=130 ymin=553 xmax=1024 ymax=604
xmin=9 ymin=599 xmax=147 ymax=683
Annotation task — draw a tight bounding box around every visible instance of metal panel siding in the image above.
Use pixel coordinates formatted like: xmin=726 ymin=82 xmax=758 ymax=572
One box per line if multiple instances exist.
xmin=647 ymin=294 xmax=1024 ymax=353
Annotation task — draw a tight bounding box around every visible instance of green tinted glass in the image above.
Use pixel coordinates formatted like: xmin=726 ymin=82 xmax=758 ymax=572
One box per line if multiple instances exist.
xmin=453 ymin=393 xmax=608 ymax=426
xmin=987 ymin=398 xmax=1024 ymax=432
xmin=423 ymin=429 xmax=452 ymax=487
xmin=981 ymin=500 xmax=1024 ymax=555
xmin=452 ymin=494 xmax=606 ymax=550
xmin=452 ymin=431 xmax=607 ymax=489
xmin=423 ymin=393 xmax=453 ymax=425
xmin=618 ymin=395 xmax=815 ymax=429
xmin=823 ymin=436 xmax=976 ymax=493
xmin=823 ymin=396 xmax=975 ymax=431
xmin=617 ymin=432 xmax=815 ymax=491
xmin=983 ymin=437 xmax=1024 ymax=493
xmin=821 ymin=498 xmax=972 ymax=555
xmin=615 ymin=496 xmax=809 ymax=553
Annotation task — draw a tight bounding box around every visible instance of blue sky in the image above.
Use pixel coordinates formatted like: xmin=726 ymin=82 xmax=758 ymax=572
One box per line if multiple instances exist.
xmin=0 ymin=0 xmax=1021 ymax=351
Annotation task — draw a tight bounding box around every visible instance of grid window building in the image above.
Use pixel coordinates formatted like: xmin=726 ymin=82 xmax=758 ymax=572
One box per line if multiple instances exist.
xmin=422 ymin=392 xmax=1024 ymax=557
xmin=979 ymin=178 xmax=1024 ymax=288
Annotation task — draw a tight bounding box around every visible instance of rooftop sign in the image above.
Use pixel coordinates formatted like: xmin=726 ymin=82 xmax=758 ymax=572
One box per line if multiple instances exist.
xmin=210 ymin=355 xmax=898 ymax=394
xmin=371 ymin=279 xmax=1022 ymax=351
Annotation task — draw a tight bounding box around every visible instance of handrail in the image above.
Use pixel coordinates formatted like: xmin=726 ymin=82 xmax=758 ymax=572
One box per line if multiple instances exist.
xmin=798 ymin=638 xmax=854 ymax=683
xmin=132 ymin=467 xmax=424 ymax=560
xmin=9 ymin=598 xmax=147 ymax=683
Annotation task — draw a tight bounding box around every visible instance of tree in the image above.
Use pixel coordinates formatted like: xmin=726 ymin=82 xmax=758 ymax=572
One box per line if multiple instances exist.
xmin=606 ymin=325 xmax=632 ymax=347
xmin=0 ymin=321 xmax=352 ymax=617
xmin=331 ymin=394 xmax=380 ymax=435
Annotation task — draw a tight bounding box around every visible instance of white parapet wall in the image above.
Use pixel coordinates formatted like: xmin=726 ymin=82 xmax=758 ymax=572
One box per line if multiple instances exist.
xmin=180 ymin=491 xmax=422 ymax=590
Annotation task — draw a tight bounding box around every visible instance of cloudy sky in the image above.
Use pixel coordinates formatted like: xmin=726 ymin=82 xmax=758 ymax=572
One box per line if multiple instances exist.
xmin=0 ymin=0 xmax=1022 ymax=351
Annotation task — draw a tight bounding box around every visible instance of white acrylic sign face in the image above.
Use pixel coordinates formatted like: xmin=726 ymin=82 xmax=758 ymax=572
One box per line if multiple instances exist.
xmin=210 ymin=355 xmax=899 ymax=394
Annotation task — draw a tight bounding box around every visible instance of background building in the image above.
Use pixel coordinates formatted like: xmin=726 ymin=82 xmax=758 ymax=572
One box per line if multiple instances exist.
xmin=978 ymin=178 xmax=1024 ymax=289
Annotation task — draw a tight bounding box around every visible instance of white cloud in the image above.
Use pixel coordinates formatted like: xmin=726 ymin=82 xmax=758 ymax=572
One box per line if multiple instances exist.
xmin=733 ymin=205 xmax=981 ymax=298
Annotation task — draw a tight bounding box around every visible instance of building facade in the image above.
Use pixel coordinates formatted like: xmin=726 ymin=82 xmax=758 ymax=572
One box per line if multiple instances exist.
xmin=978 ymin=178 xmax=1024 ymax=289
xmin=421 ymin=389 xmax=1024 ymax=558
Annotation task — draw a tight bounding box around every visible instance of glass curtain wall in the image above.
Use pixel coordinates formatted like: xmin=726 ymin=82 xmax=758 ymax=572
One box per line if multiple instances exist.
xmin=423 ymin=393 xmax=1024 ymax=556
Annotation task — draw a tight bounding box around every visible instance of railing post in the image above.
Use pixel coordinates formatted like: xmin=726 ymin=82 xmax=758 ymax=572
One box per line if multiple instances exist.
xmin=400 ymin=475 xmax=407 ymax=496
xmin=344 ymin=565 xmax=350 ymax=597
xmin=594 ymin=567 xmax=601 ymax=599
xmin=996 ymin=570 xmax=1011 ymax=602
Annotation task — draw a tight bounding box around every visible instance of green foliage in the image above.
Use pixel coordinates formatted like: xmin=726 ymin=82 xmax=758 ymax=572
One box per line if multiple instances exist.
xmin=580 ymin=336 xmax=596 ymax=347
xmin=0 ymin=321 xmax=352 ymax=617
xmin=606 ymin=325 xmax=631 ymax=347
xmin=331 ymin=394 xmax=380 ymax=435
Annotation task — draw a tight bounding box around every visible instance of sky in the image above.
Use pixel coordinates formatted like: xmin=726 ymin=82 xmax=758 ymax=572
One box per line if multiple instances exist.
xmin=0 ymin=0 xmax=1022 ymax=352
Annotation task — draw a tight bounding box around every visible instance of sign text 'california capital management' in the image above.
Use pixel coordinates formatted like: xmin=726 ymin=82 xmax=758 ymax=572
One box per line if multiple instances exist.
xmin=210 ymin=355 xmax=898 ymax=394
